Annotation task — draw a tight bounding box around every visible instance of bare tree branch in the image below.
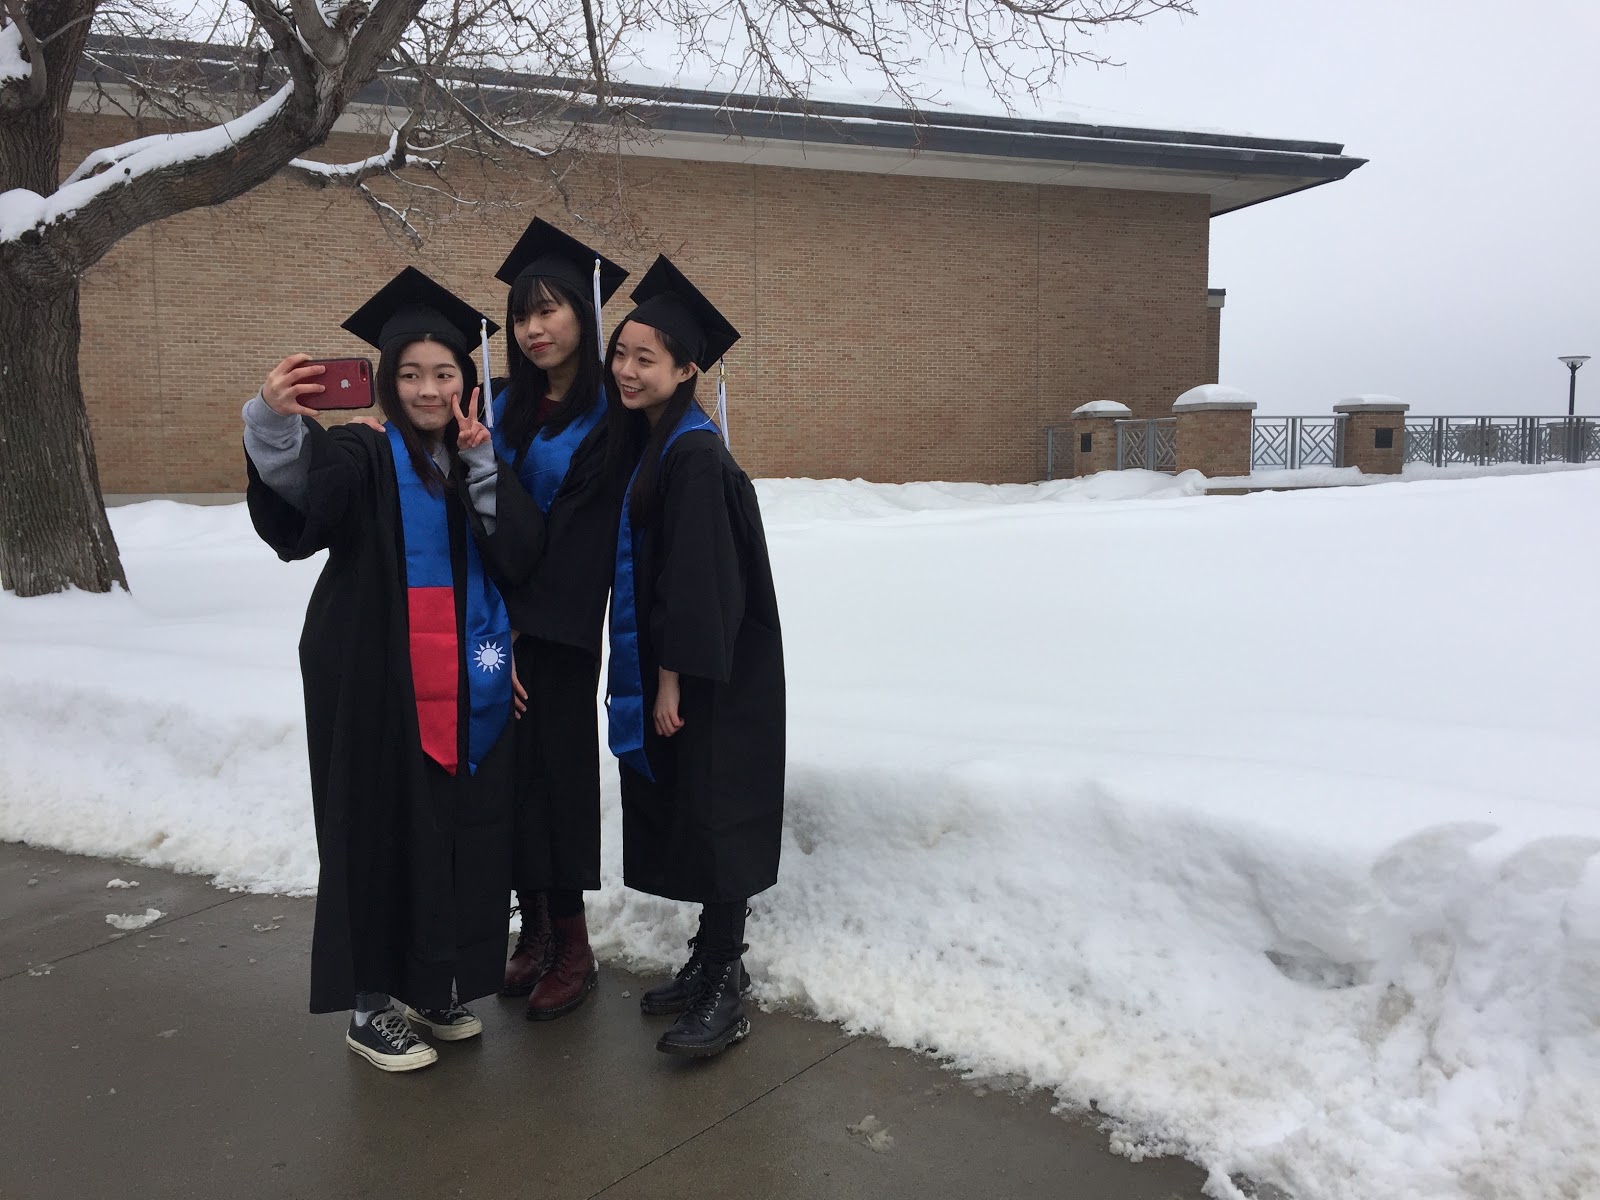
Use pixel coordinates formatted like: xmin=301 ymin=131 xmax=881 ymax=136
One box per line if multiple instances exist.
xmin=286 ymin=0 xmax=347 ymax=66
xmin=345 ymin=0 xmax=429 ymax=95
xmin=579 ymin=0 xmax=608 ymax=108
xmin=1 ymin=0 xmax=50 ymax=108
xmin=357 ymin=179 xmax=422 ymax=245
xmin=392 ymin=44 xmax=561 ymax=159
xmin=237 ymin=0 xmax=318 ymax=100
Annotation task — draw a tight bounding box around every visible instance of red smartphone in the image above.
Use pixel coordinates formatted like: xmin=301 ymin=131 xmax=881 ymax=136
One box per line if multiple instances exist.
xmin=302 ymin=357 xmax=374 ymax=410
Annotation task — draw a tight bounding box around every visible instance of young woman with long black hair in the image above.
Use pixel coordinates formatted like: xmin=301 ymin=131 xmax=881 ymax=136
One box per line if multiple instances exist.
xmin=603 ymin=257 xmax=786 ymax=1057
xmin=489 ymin=220 xmax=634 ymax=1019
xmin=243 ymin=268 xmax=544 ymax=1071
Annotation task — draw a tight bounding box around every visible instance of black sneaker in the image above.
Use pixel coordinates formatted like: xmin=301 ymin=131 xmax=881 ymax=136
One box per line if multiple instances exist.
xmin=640 ymin=938 xmax=752 ymax=1016
xmin=403 ymin=1001 xmax=483 ymax=1042
xmin=346 ymin=1007 xmax=439 ymax=1072
xmin=656 ymin=957 xmax=751 ymax=1058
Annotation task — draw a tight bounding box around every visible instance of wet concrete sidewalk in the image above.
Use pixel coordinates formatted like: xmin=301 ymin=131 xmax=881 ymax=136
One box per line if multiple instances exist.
xmin=3 ymin=842 xmax=1207 ymax=1200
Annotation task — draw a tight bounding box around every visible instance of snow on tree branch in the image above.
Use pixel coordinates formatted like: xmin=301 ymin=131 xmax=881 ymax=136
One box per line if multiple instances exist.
xmin=286 ymin=127 xmax=442 ymax=186
xmin=1 ymin=82 xmax=296 ymax=244
xmin=357 ymin=180 xmax=422 ymax=245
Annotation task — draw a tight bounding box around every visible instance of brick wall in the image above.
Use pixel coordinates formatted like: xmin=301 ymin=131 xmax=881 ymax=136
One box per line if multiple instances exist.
xmin=66 ymin=112 xmax=1216 ymax=491
xmin=1174 ymin=409 xmax=1254 ymax=478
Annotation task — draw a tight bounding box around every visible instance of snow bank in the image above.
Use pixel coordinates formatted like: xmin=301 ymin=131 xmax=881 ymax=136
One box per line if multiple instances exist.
xmin=4 ymin=474 xmax=1600 ymax=1200
xmin=1205 ymin=460 xmax=1600 ymax=491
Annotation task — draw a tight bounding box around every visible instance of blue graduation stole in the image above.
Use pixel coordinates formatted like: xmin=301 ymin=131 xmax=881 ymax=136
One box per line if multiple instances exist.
xmin=491 ymin=389 xmax=605 ymax=514
xmin=386 ymin=426 xmax=513 ymax=776
xmin=606 ymin=407 xmax=718 ymax=781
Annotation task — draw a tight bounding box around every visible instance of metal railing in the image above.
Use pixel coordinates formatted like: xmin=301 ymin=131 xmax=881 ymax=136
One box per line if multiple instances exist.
xmin=1251 ymin=416 xmax=1347 ymax=471
xmin=1115 ymin=418 xmax=1177 ymax=472
xmin=1403 ymin=416 xmax=1600 ymax=467
xmin=1043 ymin=426 xmax=1066 ymax=479
xmin=1041 ymin=412 xmax=1600 ymax=481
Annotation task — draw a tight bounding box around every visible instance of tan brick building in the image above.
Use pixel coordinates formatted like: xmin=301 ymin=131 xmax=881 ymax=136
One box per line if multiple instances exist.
xmin=70 ymin=61 xmax=1362 ymax=493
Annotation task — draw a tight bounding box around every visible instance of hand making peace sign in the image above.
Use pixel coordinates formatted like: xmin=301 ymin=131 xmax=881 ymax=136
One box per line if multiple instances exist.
xmin=452 ymin=387 xmax=488 ymax=451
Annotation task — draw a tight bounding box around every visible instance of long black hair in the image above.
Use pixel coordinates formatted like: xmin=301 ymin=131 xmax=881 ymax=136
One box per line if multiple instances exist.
xmin=603 ymin=319 xmax=702 ymax=526
xmin=500 ymin=273 xmax=604 ymax=457
xmin=376 ymin=334 xmax=478 ymax=496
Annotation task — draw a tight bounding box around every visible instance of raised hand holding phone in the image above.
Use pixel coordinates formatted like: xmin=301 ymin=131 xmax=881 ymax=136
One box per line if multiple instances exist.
xmin=452 ymin=387 xmax=488 ymax=451
xmin=261 ymin=354 xmax=325 ymax=417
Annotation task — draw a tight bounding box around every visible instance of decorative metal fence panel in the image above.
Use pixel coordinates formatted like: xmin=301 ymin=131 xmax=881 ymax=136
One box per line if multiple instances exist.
xmin=1251 ymin=416 xmax=1347 ymax=471
xmin=1115 ymin=418 xmax=1177 ymax=472
xmin=1403 ymin=417 xmax=1600 ymax=467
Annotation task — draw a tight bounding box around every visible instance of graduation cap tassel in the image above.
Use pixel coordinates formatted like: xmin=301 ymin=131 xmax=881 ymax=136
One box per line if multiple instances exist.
xmin=592 ymin=258 xmax=605 ymax=363
xmin=479 ymin=317 xmax=494 ymax=428
xmin=716 ymin=359 xmax=729 ymax=448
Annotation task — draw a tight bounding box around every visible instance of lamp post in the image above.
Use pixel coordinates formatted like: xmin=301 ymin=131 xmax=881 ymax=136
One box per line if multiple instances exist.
xmin=1559 ymin=355 xmax=1591 ymax=416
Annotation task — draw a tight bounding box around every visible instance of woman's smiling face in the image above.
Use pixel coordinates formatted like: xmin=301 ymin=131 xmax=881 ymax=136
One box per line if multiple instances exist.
xmin=611 ymin=321 xmax=695 ymax=419
xmin=513 ymin=282 xmax=582 ymax=372
xmin=395 ymin=339 xmax=463 ymax=434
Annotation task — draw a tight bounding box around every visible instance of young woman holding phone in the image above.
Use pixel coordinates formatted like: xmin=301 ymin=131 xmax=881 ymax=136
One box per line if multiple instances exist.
xmin=243 ymin=268 xmax=544 ymax=1072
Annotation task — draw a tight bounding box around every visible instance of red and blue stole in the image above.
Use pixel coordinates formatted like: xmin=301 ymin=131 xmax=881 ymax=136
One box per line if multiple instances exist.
xmin=491 ymin=389 xmax=605 ymax=514
xmin=386 ymin=425 xmax=512 ymax=776
xmin=606 ymin=407 xmax=717 ymax=781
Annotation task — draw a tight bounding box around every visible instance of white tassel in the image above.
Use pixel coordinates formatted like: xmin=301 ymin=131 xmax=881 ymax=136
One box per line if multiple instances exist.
xmin=479 ymin=318 xmax=493 ymax=428
xmin=592 ymin=258 xmax=605 ymax=362
xmin=716 ymin=359 xmax=729 ymax=448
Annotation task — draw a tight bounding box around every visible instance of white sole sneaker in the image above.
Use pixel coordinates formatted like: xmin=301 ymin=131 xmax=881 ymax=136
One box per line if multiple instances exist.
xmin=403 ymin=1005 xmax=484 ymax=1042
xmin=345 ymin=1032 xmax=438 ymax=1072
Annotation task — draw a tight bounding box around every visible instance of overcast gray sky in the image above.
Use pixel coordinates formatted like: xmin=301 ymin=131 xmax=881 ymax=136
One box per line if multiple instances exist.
xmin=1010 ymin=0 xmax=1598 ymax=415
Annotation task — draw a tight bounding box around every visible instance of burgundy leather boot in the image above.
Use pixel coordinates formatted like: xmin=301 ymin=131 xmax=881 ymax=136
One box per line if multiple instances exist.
xmin=526 ymin=911 xmax=598 ymax=1020
xmin=501 ymin=892 xmax=552 ymax=997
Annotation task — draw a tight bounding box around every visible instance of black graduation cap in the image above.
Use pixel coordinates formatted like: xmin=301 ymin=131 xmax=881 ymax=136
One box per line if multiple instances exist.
xmin=341 ymin=266 xmax=499 ymax=354
xmin=494 ymin=218 xmax=628 ymax=304
xmin=620 ymin=255 xmax=740 ymax=371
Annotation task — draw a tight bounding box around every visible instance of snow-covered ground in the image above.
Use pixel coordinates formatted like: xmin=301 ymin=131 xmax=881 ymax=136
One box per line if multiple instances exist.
xmin=4 ymin=470 xmax=1600 ymax=1200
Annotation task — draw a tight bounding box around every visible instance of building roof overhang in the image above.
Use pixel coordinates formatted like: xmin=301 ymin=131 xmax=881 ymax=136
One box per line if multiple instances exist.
xmin=75 ymin=37 xmax=1365 ymax=216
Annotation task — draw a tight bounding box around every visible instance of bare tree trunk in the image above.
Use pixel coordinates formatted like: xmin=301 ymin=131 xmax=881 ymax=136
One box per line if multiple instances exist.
xmin=0 ymin=271 xmax=127 ymax=596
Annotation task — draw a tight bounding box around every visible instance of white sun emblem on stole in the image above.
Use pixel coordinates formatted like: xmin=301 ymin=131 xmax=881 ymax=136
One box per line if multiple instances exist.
xmin=474 ymin=641 xmax=507 ymax=673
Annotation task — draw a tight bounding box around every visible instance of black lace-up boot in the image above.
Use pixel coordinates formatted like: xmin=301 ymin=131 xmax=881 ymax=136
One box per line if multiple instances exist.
xmin=641 ymin=902 xmax=752 ymax=1015
xmin=639 ymin=937 xmax=753 ymax=1015
xmin=655 ymin=956 xmax=751 ymax=1057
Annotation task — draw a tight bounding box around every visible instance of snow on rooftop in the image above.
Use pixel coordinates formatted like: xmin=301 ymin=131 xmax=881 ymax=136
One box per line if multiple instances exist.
xmin=1072 ymin=400 xmax=1134 ymax=416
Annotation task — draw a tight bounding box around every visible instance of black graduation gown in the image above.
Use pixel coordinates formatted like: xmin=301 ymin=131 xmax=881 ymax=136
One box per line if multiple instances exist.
xmin=620 ymin=429 xmax=786 ymax=904
xmin=246 ymin=420 xmax=544 ymax=1014
xmin=501 ymin=414 xmax=633 ymax=895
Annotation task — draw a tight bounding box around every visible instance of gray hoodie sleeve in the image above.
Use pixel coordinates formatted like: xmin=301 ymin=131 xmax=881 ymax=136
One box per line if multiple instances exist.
xmin=458 ymin=438 xmax=499 ymax=535
xmin=242 ymin=393 xmax=310 ymax=511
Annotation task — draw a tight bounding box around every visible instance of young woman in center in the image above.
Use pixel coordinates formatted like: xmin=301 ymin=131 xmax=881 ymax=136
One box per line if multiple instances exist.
xmin=489 ymin=219 xmax=633 ymax=1019
xmin=603 ymin=257 xmax=786 ymax=1057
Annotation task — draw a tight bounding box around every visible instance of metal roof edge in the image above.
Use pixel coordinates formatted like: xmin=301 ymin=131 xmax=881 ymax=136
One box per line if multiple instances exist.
xmin=77 ymin=34 xmax=1362 ymax=177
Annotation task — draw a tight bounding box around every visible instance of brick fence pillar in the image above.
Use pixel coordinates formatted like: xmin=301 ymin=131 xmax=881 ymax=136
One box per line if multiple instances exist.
xmin=1334 ymin=396 xmax=1409 ymax=475
xmin=1173 ymin=385 xmax=1256 ymax=478
xmin=1068 ymin=401 xmax=1132 ymax=476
